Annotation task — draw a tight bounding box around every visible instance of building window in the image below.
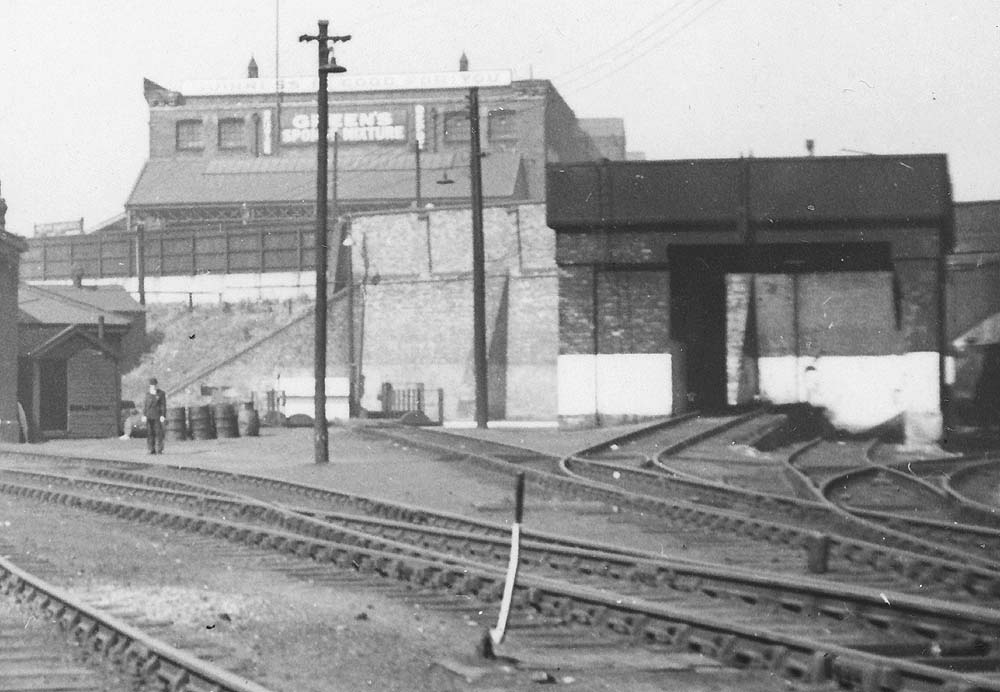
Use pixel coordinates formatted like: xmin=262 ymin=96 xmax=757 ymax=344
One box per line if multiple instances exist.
xmin=488 ymin=109 xmax=517 ymax=140
xmin=218 ymin=118 xmax=245 ymax=150
xmin=176 ymin=119 xmax=203 ymax=150
xmin=443 ymin=111 xmax=470 ymax=142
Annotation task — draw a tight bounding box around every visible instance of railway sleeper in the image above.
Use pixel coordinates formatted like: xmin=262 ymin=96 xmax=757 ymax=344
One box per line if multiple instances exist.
xmin=13 ymin=470 xmax=1000 ymax=688
xmin=156 ymin=664 xmax=190 ymax=692
xmin=638 ymin=620 xmax=692 ymax=648
xmin=830 ymin=658 xmax=903 ymax=692
xmin=776 ymin=650 xmax=833 ymax=684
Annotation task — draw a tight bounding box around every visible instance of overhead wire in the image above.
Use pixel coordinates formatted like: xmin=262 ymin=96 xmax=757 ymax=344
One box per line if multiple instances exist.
xmin=565 ymin=0 xmax=727 ymax=95
xmin=555 ymin=0 xmax=709 ymax=87
xmin=550 ymin=0 xmax=692 ymax=82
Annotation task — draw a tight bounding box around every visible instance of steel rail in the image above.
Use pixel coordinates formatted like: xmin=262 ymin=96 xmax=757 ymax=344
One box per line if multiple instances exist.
xmin=778 ymin=447 xmax=1000 ymax=572
xmin=0 ymin=547 xmax=276 ymax=692
xmin=821 ymin=464 xmax=1000 ymax=540
xmin=368 ymin=425 xmax=1000 ymax=599
xmin=1 ymin=476 xmax=999 ymax=691
xmin=1 ymin=450 xmax=687 ymax=562
xmin=6 ymin=466 xmax=1000 ymax=647
xmin=944 ymin=460 xmax=1000 ymax=519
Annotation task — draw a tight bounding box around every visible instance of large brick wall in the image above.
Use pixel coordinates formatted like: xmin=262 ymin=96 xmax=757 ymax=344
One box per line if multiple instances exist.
xmin=596 ymin=270 xmax=671 ymax=354
xmin=179 ymin=203 xmax=559 ymax=421
xmin=351 ymin=203 xmax=556 ymax=420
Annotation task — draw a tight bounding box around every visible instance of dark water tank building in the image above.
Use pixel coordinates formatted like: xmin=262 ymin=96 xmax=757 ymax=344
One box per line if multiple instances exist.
xmin=548 ymin=155 xmax=952 ymax=445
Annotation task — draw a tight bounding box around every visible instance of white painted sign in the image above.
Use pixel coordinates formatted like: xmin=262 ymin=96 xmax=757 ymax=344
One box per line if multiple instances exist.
xmin=181 ymin=70 xmax=513 ymax=96
xmin=280 ymin=109 xmax=408 ymax=145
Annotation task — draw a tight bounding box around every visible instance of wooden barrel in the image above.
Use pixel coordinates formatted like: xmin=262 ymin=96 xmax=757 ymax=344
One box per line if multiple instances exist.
xmin=213 ymin=403 xmax=239 ymax=438
xmin=188 ymin=405 xmax=215 ymax=440
xmin=237 ymin=402 xmax=260 ymax=437
xmin=164 ymin=406 xmax=188 ymax=441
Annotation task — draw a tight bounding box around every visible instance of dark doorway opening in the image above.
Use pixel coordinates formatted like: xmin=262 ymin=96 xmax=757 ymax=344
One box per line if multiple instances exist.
xmin=38 ymin=359 xmax=67 ymax=431
xmin=668 ymin=242 xmax=893 ymax=411
xmin=670 ymin=248 xmax=728 ymax=411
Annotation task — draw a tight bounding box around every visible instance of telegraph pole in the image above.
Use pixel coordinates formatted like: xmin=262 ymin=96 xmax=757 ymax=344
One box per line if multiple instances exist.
xmin=135 ymin=221 xmax=146 ymax=306
xmin=300 ymin=20 xmax=350 ymax=464
xmin=468 ymin=87 xmax=488 ymax=429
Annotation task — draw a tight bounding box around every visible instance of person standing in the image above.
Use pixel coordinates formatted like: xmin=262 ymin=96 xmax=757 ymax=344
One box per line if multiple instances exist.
xmin=143 ymin=377 xmax=167 ymax=454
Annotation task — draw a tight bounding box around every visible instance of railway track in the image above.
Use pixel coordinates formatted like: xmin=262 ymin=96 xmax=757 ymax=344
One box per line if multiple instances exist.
xmin=2 ymin=445 xmax=1000 ymax=690
xmin=774 ymin=437 xmax=1000 ymax=567
xmin=449 ymin=420 xmax=1000 ymax=586
xmin=550 ymin=412 xmax=1000 ymax=575
xmin=0 ymin=533 xmax=276 ymax=692
xmin=947 ymin=460 xmax=1000 ymax=512
xmin=0 ymin=595 xmax=122 ymax=692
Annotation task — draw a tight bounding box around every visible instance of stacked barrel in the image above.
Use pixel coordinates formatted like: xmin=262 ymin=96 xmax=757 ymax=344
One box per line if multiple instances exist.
xmin=213 ymin=403 xmax=239 ymax=438
xmin=188 ymin=405 xmax=215 ymax=440
xmin=162 ymin=402 xmax=261 ymax=441
xmin=165 ymin=407 xmax=188 ymax=441
xmin=237 ymin=402 xmax=260 ymax=437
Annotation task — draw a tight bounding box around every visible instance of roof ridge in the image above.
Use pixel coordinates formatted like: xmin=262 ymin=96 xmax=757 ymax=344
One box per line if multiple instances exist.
xmin=20 ymin=282 xmax=137 ymax=316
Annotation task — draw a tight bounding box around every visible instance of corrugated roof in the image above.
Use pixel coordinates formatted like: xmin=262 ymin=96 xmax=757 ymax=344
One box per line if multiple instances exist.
xmin=18 ymin=284 xmax=131 ymax=326
xmin=128 ymin=152 xmax=525 ymax=207
xmin=953 ymin=200 xmax=1000 ymax=254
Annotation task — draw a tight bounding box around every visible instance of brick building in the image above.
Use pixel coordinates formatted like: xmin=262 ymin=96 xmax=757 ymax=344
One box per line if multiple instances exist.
xmin=126 ymin=58 xmax=616 ymax=230
xmin=549 ymin=155 xmax=953 ymax=443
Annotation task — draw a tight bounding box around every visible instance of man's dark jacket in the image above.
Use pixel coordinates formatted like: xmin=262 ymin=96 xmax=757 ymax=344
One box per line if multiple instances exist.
xmin=143 ymin=389 xmax=167 ymax=419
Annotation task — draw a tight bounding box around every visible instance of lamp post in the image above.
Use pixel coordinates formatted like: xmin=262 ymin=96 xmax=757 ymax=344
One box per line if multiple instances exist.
xmin=300 ymin=20 xmax=350 ymax=465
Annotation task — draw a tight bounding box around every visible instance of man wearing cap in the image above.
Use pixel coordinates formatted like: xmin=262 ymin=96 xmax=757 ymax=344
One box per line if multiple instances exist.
xmin=142 ymin=377 xmax=167 ymax=454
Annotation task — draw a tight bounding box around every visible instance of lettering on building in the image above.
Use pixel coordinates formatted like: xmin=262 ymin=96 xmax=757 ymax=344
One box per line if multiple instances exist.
xmin=281 ymin=110 xmax=408 ymax=145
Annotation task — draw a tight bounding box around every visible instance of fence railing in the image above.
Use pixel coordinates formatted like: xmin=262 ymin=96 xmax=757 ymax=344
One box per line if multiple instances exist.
xmin=376 ymin=383 xmax=444 ymax=423
xmin=21 ymin=221 xmax=334 ymax=281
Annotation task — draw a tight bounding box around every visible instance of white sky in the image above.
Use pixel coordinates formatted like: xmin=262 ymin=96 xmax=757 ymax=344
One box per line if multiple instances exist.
xmin=1 ymin=0 xmax=998 ymax=235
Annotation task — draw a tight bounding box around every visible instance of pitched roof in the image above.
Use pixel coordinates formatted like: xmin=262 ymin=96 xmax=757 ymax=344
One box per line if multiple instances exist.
xmin=24 ymin=324 xmax=119 ymax=360
xmin=127 ymin=151 xmax=527 ymax=208
xmin=18 ymin=284 xmax=132 ymax=326
xmin=34 ymin=283 xmax=143 ymax=314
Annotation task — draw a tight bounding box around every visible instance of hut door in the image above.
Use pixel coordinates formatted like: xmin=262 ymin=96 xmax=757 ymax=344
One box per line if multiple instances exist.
xmin=38 ymin=359 xmax=67 ymax=431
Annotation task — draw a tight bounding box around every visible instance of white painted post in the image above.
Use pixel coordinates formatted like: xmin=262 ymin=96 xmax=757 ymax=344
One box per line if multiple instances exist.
xmin=488 ymin=472 xmax=524 ymax=649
